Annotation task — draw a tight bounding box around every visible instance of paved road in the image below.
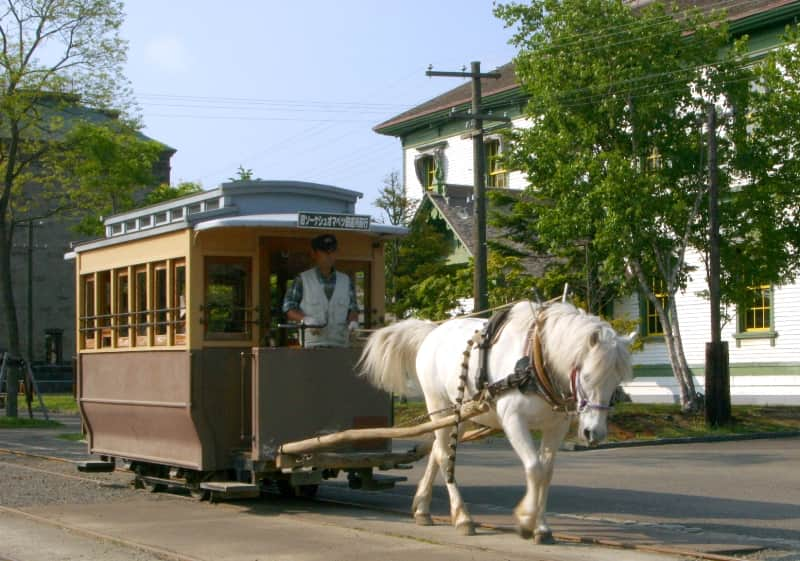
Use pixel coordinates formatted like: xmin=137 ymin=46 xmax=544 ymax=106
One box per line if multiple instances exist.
xmin=1 ymin=418 xmax=798 ymax=560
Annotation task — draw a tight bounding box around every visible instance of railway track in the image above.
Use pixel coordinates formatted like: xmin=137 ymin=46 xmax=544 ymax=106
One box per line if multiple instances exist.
xmin=0 ymin=447 xmax=754 ymax=561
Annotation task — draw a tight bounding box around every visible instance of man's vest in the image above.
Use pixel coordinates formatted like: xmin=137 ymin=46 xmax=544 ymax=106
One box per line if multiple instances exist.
xmin=299 ymin=268 xmax=350 ymax=347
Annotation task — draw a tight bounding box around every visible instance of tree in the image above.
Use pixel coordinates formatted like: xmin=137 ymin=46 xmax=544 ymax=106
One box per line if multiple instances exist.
xmin=143 ymin=181 xmax=203 ymax=206
xmin=0 ymin=0 xmax=136 ymax=417
xmin=392 ymin=210 xmax=460 ymax=320
xmin=494 ymin=1 xmax=800 ymax=411
xmin=66 ymin=122 xmax=164 ymax=236
xmin=228 ymin=165 xmax=254 ymax=182
xmin=373 ymin=171 xmax=415 ymax=314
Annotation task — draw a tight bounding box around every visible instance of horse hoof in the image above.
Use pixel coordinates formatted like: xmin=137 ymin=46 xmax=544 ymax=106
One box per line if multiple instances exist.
xmin=414 ymin=513 xmax=433 ymax=526
xmin=516 ymin=525 xmax=533 ymax=540
xmin=456 ymin=521 xmax=476 ymax=536
xmin=533 ymin=530 xmax=555 ymax=545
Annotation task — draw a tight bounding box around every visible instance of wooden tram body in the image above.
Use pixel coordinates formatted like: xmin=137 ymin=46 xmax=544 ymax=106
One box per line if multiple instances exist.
xmin=69 ymin=181 xmax=413 ymax=496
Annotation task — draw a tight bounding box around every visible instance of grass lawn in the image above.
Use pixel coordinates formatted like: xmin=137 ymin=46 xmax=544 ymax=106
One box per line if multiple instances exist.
xmin=5 ymin=393 xmax=79 ymax=415
xmin=0 ymin=417 xmax=63 ymax=429
xmin=394 ymin=400 xmax=800 ymax=443
xmin=57 ymin=432 xmax=85 ymax=442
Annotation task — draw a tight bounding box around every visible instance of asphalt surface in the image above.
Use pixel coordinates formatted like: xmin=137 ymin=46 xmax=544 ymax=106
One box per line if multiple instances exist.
xmin=1 ymin=414 xmax=798 ymax=560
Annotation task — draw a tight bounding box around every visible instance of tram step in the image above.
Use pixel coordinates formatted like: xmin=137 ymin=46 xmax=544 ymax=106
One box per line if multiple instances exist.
xmin=77 ymin=460 xmax=115 ymax=473
xmin=200 ymin=481 xmax=260 ymax=500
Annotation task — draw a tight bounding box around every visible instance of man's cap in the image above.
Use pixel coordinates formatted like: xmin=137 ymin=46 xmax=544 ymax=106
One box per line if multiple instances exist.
xmin=311 ymin=233 xmax=338 ymax=252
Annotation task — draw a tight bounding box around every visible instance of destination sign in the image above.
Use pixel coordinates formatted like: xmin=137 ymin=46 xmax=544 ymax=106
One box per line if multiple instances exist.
xmin=298 ymin=212 xmax=371 ymax=231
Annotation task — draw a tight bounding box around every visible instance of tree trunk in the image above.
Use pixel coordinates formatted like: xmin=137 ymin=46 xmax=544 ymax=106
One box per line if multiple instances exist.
xmin=659 ymin=315 xmax=690 ymax=407
xmin=669 ymin=298 xmax=698 ymax=410
xmin=0 ymin=216 xmax=21 ymax=417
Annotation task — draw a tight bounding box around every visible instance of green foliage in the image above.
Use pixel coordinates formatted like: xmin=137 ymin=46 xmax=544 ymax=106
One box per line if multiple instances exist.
xmin=228 ymin=165 xmax=254 ymax=182
xmin=373 ymin=171 xmax=417 ymax=315
xmin=0 ymin=0 xmax=138 ymax=418
xmin=716 ymin=26 xmax=800 ymax=306
xmin=64 ymin=122 xmax=163 ymax=236
xmin=144 ymin=181 xmax=203 ymax=206
xmin=493 ymin=1 xmax=800 ymax=406
xmin=392 ymin=209 xmax=462 ymax=320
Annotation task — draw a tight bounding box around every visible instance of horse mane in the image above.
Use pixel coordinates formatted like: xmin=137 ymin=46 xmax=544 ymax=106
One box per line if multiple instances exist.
xmin=506 ymin=301 xmax=633 ymax=383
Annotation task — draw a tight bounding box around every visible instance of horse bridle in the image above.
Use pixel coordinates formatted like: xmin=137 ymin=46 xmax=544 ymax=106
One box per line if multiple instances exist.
xmin=528 ymin=311 xmax=613 ymax=415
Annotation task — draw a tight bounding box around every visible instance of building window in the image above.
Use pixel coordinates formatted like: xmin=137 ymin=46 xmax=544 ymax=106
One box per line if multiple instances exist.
xmin=740 ymin=284 xmax=772 ymax=332
xmin=643 ymin=278 xmax=668 ymax=337
xmin=646 ymin=147 xmax=663 ymax=171
xmin=422 ymin=156 xmax=437 ymax=191
xmin=205 ymin=257 xmax=251 ymax=339
xmin=486 ymin=139 xmax=508 ymax=188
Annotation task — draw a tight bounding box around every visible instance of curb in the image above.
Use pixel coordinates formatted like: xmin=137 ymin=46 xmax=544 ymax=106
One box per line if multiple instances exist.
xmin=561 ymin=430 xmax=800 ymax=452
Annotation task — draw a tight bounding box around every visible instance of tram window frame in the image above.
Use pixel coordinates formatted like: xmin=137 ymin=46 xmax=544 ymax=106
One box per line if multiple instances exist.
xmin=98 ymin=271 xmax=112 ymax=348
xmin=204 ymin=256 xmax=252 ymax=340
xmin=174 ymin=260 xmax=187 ymax=345
xmin=82 ymin=275 xmax=96 ymax=349
xmin=133 ymin=266 xmax=149 ymax=346
xmin=116 ymin=269 xmax=131 ymax=347
xmin=153 ymin=262 xmax=168 ymax=346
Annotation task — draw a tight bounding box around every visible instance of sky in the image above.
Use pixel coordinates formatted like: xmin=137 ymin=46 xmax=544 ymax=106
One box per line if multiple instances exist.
xmin=121 ymin=1 xmax=519 ymax=218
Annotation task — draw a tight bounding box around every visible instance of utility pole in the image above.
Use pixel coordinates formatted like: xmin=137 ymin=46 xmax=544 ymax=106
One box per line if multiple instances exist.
xmin=705 ymin=104 xmax=731 ymax=427
xmin=426 ymin=61 xmax=507 ymax=313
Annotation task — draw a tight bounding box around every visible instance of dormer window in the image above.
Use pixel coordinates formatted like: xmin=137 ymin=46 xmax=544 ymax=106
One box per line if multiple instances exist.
xmin=422 ymin=156 xmax=437 ymax=191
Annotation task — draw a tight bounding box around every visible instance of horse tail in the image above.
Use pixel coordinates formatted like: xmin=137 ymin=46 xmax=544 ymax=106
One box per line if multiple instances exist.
xmin=357 ymin=319 xmax=436 ymax=396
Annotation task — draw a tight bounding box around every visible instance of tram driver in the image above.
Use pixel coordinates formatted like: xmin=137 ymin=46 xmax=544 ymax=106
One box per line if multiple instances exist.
xmin=282 ymin=233 xmax=360 ymax=347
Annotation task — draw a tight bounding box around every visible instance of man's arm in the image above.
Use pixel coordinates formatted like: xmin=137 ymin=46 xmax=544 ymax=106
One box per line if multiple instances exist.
xmin=282 ymin=276 xmax=305 ymax=322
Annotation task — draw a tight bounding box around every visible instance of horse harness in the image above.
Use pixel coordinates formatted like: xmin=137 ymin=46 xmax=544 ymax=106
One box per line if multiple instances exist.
xmin=445 ymin=306 xmax=611 ymax=484
xmin=474 ymin=307 xmax=612 ymax=415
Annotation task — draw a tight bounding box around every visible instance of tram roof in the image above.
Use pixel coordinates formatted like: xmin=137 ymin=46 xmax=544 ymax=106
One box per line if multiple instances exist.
xmin=67 ymin=180 xmax=407 ymax=257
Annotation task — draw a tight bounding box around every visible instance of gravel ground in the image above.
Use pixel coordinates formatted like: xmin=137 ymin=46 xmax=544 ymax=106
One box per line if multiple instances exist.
xmin=0 ymin=451 xmax=165 ymax=508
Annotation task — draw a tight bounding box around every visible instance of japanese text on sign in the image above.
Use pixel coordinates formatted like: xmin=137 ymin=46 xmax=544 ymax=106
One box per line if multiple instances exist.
xmin=298 ymin=212 xmax=371 ymax=231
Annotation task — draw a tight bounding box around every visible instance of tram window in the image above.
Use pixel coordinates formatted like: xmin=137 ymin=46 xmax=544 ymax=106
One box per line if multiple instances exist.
xmin=154 ymin=264 xmax=168 ymax=344
xmin=98 ymin=271 xmax=112 ymax=348
xmin=117 ymin=271 xmax=130 ymax=345
xmin=174 ymin=262 xmax=186 ymax=344
xmin=205 ymin=257 xmax=251 ymax=338
xmin=134 ymin=267 xmax=148 ymax=344
xmin=83 ymin=276 xmax=96 ymax=348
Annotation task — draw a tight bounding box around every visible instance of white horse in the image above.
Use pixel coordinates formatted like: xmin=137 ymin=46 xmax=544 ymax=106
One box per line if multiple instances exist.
xmin=358 ymin=301 xmax=635 ymax=542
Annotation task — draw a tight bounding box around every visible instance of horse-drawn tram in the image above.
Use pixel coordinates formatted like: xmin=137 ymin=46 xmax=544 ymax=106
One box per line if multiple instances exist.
xmin=68 ymin=180 xmax=420 ymax=500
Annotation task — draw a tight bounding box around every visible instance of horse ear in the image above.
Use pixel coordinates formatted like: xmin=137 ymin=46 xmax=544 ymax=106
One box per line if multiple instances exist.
xmin=589 ymin=330 xmax=600 ymax=347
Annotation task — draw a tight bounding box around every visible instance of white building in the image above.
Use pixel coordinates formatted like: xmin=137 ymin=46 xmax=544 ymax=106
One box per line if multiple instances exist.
xmin=374 ymin=2 xmax=800 ymax=404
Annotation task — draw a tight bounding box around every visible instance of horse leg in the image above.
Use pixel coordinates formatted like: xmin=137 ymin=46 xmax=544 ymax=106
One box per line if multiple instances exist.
xmin=411 ymin=450 xmax=438 ymax=526
xmin=430 ymin=426 xmax=475 ymax=535
xmin=531 ymin=419 xmax=570 ymax=544
xmin=501 ymin=414 xmax=543 ymax=541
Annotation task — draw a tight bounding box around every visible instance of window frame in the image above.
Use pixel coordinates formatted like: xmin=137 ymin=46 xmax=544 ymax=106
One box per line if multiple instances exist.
xmin=639 ymin=278 xmax=669 ymax=338
xmin=81 ymin=275 xmax=96 ymax=349
xmin=116 ymin=269 xmax=131 ymax=347
xmin=204 ymin=256 xmax=253 ymax=340
xmin=485 ymin=138 xmax=508 ymax=188
xmin=734 ymin=284 xmax=778 ymax=347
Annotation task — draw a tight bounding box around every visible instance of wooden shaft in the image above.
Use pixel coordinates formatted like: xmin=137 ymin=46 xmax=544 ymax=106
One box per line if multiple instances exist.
xmin=279 ymin=401 xmax=490 ymax=455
